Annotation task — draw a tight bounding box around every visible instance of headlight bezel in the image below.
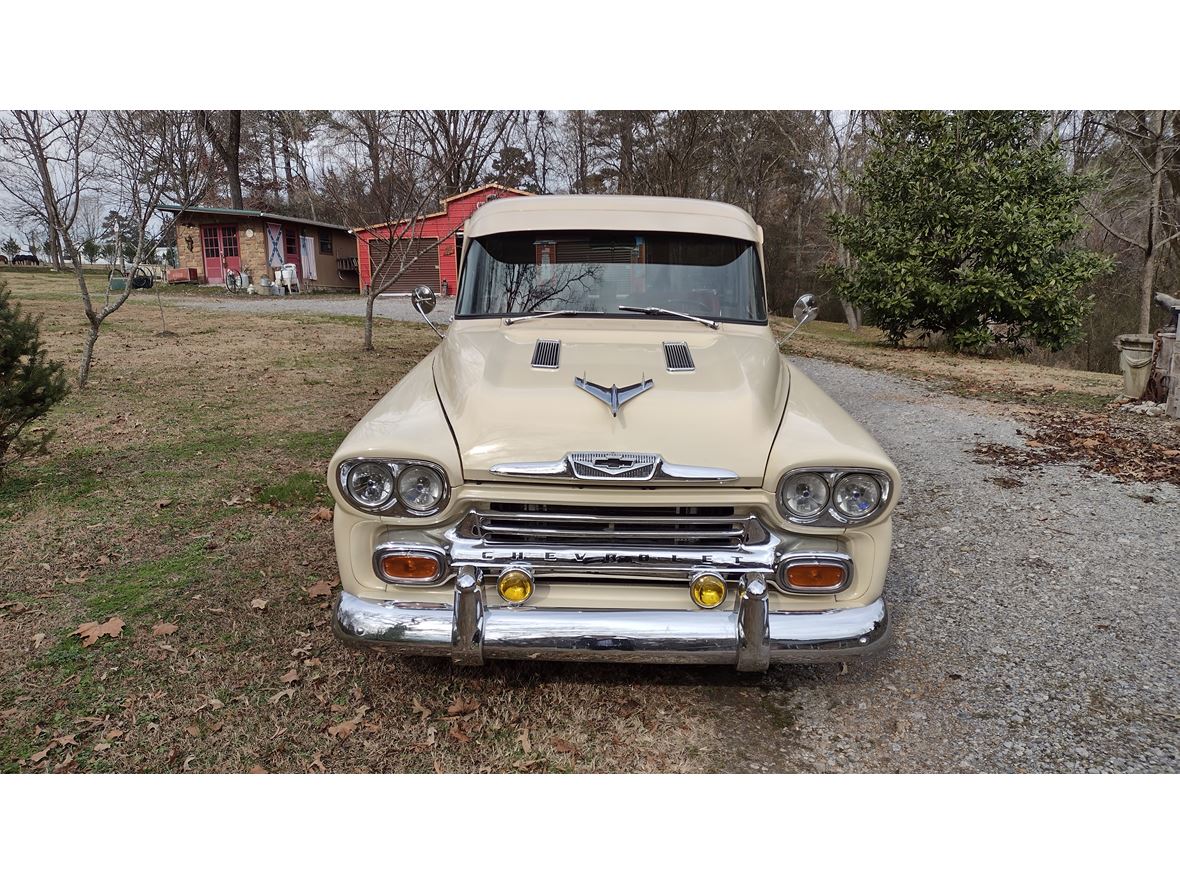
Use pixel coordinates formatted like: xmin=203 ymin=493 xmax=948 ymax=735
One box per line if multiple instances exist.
xmin=336 ymin=458 xmax=450 ymax=517
xmin=776 ymin=467 xmax=892 ymax=527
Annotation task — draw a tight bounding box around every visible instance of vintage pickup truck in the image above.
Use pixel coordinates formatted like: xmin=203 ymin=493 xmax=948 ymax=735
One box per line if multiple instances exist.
xmin=328 ymin=195 xmax=898 ymax=671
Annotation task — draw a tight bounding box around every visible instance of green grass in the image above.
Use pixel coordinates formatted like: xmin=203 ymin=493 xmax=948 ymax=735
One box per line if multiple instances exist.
xmin=257 ymin=470 xmax=328 ymax=508
xmin=83 ymin=542 xmax=216 ymax=619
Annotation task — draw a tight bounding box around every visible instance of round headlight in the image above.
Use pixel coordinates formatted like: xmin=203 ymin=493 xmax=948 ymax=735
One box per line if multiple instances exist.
xmin=833 ymin=473 xmax=882 ymax=520
xmin=396 ymin=465 xmax=446 ymax=512
xmin=780 ymin=471 xmax=830 ymax=519
xmin=345 ymin=461 xmax=395 ymax=509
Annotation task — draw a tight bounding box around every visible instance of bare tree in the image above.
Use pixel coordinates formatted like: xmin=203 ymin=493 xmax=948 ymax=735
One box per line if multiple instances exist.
xmin=407 ymin=111 xmax=518 ymax=193
xmin=194 ymin=110 xmax=244 ymax=208
xmin=325 ymin=113 xmax=460 ymax=350
xmin=813 ymin=111 xmax=871 ymax=330
xmin=1087 ymin=110 xmax=1180 ymax=334
xmin=0 ymin=111 xmax=102 ymax=272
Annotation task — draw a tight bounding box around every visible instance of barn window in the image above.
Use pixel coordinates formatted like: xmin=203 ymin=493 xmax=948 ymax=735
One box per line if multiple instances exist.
xmin=319 ymin=231 xmax=333 ymax=254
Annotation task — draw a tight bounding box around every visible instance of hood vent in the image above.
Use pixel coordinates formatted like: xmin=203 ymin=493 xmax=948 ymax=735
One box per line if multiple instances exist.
xmin=530 ymin=339 xmax=561 ymax=369
xmin=663 ymin=341 xmax=695 ymax=372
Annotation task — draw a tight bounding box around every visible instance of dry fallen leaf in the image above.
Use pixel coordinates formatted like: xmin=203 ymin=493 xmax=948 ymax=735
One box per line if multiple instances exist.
xmin=249 ymin=764 xmax=268 ymax=774
xmin=327 ymin=705 xmax=370 ymax=740
xmin=72 ymin=616 xmax=125 ymax=647
xmin=250 ymin=598 xmax=268 ymax=611
xmin=268 ymin=687 xmax=296 ymax=705
xmin=279 ymin=669 xmax=300 ymax=684
xmin=152 ymin=622 xmax=178 ymax=636
xmin=552 ymin=738 xmax=577 ymax=754
xmin=105 ymin=728 xmax=124 ymax=741
xmin=185 ymin=724 xmax=201 ymax=738
xmin=447 ymin=697 xmax=479 ymax=716
xmin=31 ymin=632 xmax=46 ymax=649
xmin=448 ymin=724 xmax=471 ymax=744
xmin=182 ymin=755 xmax=196 ymax=772
xmin=306 ymin=580 xmax=335 ymax=599
xmin=411 ymin=697 xmax=431 ymax=721
xmin=93 ymin=742 xmax=111 ymax=752
xmin=30 ymin=746 xmax=51 ymax=763
xmin=518 ymin=727 xmax=532 ymax=754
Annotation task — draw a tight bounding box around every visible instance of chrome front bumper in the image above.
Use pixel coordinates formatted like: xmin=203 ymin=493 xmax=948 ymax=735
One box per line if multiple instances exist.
xmin=331 ymin=582 xmax=890 ymax=671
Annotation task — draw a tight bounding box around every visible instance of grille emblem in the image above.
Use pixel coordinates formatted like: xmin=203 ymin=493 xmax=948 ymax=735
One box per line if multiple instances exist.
xmin=568 ymin=451 xmax=660 ymax=480
xmin=574 ymin=375 xmax=653 ymax=417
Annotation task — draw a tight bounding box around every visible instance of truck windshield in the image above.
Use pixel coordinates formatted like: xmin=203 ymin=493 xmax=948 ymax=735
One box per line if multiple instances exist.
xmin=456 ymin=230 xmax=767 ymax=324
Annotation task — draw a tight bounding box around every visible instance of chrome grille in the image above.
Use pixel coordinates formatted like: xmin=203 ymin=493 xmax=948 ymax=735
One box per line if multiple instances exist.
xmin=530 ymin=339 xmax=561 ymax=369
xmin=663 ymin=341 xmax=694 ymax=372
xmin=473 ymin=503 xmax=751 ymax=548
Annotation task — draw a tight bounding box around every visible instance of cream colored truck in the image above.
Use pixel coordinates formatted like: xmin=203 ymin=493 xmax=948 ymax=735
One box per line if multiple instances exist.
xmin=328 ymin=195 xmax=898 ymax=671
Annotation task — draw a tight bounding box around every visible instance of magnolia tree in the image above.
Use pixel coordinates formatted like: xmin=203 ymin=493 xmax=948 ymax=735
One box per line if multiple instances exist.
xmin=831 ymin=110 xmax=1112 ymax=352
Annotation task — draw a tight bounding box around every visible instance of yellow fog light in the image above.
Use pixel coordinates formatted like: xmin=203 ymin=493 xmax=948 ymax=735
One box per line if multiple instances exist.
xmin=497 ymin=567 xmax=534 ymax=604
xmin=690 ymin=572 xmax=727 ymax=609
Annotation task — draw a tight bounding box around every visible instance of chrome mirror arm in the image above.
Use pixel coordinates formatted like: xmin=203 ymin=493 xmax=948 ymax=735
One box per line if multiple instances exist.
xmin=416 ymin=302 xmax=445 ymax=339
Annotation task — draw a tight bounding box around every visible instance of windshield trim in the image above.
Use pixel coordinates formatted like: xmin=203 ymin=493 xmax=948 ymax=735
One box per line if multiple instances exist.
xmin=454 ymin=230 xmax=768 ymax=326
xmin=454 ymin=311 xmax=769 ymax=327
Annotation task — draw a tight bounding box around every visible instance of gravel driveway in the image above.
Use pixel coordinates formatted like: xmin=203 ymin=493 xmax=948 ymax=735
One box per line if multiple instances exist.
xmin=724 ymin=357 xmax=1179 ymax=773
xmin=171 ymin=293 xmax=448 ymax=324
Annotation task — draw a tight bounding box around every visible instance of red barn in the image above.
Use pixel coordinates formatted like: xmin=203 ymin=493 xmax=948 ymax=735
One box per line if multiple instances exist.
xmin=354 ymin=183 xmax=530 ymax=296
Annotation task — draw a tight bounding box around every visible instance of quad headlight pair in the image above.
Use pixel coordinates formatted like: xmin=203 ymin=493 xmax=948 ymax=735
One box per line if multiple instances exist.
xmin=777 ymin=468 xmax=891 ymax=526
xmin=337 ymin=458 xmax=449 ymax=516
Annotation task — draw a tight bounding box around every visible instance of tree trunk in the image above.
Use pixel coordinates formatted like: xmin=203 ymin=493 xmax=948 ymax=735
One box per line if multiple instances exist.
xmin=364 ymin=286 xmax=375 ymax=352
xmin=841 ymin=300 xmax=861 ymax=332
xmin=1139 ymin=110 xmax=1166 ymax=335
xmin=79 ymin=322 xmax=100 ymax=388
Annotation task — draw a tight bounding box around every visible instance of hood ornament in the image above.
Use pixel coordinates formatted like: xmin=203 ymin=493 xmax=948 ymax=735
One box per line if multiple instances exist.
xmin=574 ymin=375 xmax=653 ymax=417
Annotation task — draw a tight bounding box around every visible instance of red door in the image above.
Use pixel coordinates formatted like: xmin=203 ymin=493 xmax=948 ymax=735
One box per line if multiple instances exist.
xmin=202 ymin=225 xmax=240 ymax=284
xmin=284 ymin=227 xmax=301 ymax=280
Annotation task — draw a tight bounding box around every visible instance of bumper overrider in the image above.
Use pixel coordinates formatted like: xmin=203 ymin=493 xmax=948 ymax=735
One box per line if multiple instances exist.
xmin=331 ymin=512 xmax=890 ymax=671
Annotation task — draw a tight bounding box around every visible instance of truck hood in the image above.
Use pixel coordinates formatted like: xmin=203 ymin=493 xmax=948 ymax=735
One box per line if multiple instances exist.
xmin=433 ymin=318 xmax=790 ymax=486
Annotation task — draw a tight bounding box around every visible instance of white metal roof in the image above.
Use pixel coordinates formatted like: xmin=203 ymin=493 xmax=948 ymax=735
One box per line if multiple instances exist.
xmin=463 ymin=194 xmax=762 ymax=243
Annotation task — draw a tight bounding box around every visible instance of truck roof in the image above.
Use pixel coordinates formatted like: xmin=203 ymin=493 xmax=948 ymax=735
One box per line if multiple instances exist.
xmin=464 ymin=194 xmax=762 ymax=243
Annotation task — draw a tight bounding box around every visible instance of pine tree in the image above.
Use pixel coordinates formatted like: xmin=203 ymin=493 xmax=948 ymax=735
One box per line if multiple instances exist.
xmin=0 ymin=279 xmax=68 ymax=480
xmin=830 ymin=111 xmax=1112 ymax=352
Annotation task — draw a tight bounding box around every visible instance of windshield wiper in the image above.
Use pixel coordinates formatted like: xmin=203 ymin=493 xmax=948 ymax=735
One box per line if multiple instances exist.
xmin=617 ymin=305 xmax=719 ymax=329
xmin=503 ymin=309 xmax=583 ymax=326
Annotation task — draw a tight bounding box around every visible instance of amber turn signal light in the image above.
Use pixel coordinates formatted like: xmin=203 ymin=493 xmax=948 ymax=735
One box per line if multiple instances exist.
xmin=378 ymin=553 xmax=442 ymax=582
xmin=784 ymin=562 xmax=847 ymax=591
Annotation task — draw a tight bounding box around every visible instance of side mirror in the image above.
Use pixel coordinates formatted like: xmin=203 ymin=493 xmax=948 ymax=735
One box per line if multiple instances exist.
xmin=412 ymin=284 xmax=445 ymax=340
xmin=411 ymin=285 xmax=437 ymax=315
xmin=778 ymin=293 xmax=819 ymax=348
xmin=793 ymin=293 xmax=819 ymax=325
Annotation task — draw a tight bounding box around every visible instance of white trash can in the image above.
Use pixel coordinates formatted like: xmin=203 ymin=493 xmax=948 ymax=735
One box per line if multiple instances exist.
xmin=1113 ymin=334 xmax=1155 ymax=399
